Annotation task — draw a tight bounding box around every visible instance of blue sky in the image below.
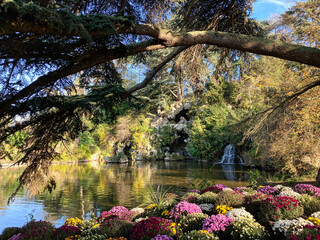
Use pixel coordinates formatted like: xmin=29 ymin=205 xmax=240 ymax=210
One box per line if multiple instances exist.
xmin=252 ymin=0 xmax=296 ymax=20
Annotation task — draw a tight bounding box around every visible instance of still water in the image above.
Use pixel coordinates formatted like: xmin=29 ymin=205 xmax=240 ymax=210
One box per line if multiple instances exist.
xmin=0 ymin=161 xmax=249 ymax=233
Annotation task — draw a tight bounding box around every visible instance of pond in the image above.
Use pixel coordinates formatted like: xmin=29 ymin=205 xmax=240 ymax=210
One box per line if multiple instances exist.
xmin=0 ymin=161 xmax=249 ymax=233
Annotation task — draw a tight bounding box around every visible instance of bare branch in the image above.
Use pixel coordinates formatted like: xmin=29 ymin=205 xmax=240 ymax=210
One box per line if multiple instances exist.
xmin=125 ymin=46 xmax=189 ymax=95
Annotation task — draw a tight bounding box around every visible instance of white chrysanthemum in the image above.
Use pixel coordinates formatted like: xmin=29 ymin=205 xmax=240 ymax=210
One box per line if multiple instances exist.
xmin=225 ymin=207 xmax=254 ymax=221
xmin=311 ymin=211 xmax=320 ymax=219
xmin=274 ymin=184 xmax=286 ymax=190
xmin=276 ymin=190 xmax=302 ymax=200
xmin=241 ymin=191 xmax=255 ymax=197
xmin=281 ymin=186 xmax=295 ymax=192
xmin=131 ymin=207 xmax=145 ymax=215
xmin=222 ymin=187 xmax=234 ymax=192
xmin=272 ymin=218 xmax=313 ymax=237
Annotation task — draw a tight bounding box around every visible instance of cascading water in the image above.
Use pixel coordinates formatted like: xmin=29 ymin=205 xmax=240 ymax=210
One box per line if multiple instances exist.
xmin=219 ymin=144 xmax=244 ymax=164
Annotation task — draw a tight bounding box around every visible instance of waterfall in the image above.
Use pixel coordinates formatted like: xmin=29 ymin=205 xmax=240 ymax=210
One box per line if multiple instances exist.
xmin=219 ymin=144 xmax=244 ymax=164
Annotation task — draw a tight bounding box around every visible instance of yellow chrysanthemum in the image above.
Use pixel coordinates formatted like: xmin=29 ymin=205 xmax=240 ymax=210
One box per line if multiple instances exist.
xmin=64 ymin=217 xmax=82 ymax=226
xmin=146 ymin=203 xmax=157 ymax=210
xmin=216 ymin=205 xmax=233 ymax=215
xmin=106 ymin=238 xmax=128 ymax=240
xmin=171 ymin=222 xmax=181 ymax=235
xmin=65 ymin=235 xmax=81 ymax=240
xmin=308 ymin=217 xmax=320 ymax=226
xmin=199 ymin=230 xmax=210 ymax=235
xmin=161 ymin=210 xmax=170 ymax=218
xmin=92 ymin=223 xmax=100 ymax=228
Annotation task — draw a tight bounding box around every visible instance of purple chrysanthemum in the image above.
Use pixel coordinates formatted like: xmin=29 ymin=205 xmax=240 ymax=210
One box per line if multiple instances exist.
xmin=202 ymin=214 xmax=233 ymax=233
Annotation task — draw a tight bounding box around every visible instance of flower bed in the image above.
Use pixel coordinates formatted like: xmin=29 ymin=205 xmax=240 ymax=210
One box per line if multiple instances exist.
xmin=3 ymin=183 xmax=320 ymax=240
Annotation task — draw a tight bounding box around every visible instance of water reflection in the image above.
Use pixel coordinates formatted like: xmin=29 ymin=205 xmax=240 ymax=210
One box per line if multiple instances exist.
xmin=0 ymin=161 xmax=249 ymax=232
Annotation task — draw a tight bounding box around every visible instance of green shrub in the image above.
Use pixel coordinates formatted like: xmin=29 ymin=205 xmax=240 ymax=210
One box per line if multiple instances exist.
xmin=80 ymin=227 xmax=102 ymax=238
xmin=99 ymin=218 xmax=133 ymax=238
xmin=179 ymin=230 xmax=219 ymax=240
xmin=226 ymin=217 xmax=267 ymax=240
xmin=79 ymin=234 xmax=107 ymax=240
xmin=179 ymin=213 xmax=209 ymax=233
xmin=0 ymin=227 xmax=21 ymax=240
xmin=299 ymin=194 xmax=320 ymax=216
xmin=215 ymin=191 xmax=245 ymax=208
xmin=196 ymin=192 xmax=217 ymax=204
xmin=79 ymin=218 xmax=99 ymax=231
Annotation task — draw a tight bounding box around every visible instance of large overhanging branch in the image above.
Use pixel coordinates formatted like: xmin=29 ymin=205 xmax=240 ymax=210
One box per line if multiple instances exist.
xmin=0 ymin=39 xmax=165 ymax=114
xmin=1 ymin=19 xmax=320 ymax=68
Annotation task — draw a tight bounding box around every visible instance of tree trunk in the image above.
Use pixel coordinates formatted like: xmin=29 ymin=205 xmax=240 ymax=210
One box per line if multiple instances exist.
xmin=315 ymin=168 xmax=320 ymax=187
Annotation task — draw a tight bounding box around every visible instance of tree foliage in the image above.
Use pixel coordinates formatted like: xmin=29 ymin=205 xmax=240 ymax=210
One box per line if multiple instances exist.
xmin=0 ymin=0 xmax=320 ymax=197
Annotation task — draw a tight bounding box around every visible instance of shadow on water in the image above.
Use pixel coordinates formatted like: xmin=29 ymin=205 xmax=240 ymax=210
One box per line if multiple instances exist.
xmin=0 ymin=161 xmax=250 ymax=232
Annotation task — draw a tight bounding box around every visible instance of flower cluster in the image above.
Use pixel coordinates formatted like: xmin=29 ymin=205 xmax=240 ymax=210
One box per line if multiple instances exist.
xmin=161 ymin=210 xmax=170 ymax=218
xmin=169 ymin=201 xmax=202 ymax=220
xmin=201 ymin=184 xmax=227 ymax=194
xmin=106 ymin=238 xmax=128 ymax=240
xmin=179 ymin=230 xmax=219 ymax=240
xmin=65 ymin=235 xmax=81 ymax=240
xmin=147 ymin=203 xmax=158 ymax=210
xmin=8 ymin=234 xmax=22 ymax=240
xmin=227 ymin=217 xmax=266 ymax=239
xmin=202 ymin=214 xmax=233 ymax=233
xmin=99 ymin=206 xmax=136 ymax=222
xmin=277 ymin=190 xmax=302 ymax=200
xmin=225 ymin=207 xmax=254 ymax=221
xmin=312 ymin=212 xmax=320 ymax=219
xmin=184 ymin=196 xmax=198 ymax=203
xmin=272 ymin=218 xmax=313 ymax=238
xmin=65 ymin=217 xmax=82 ymax=226
xmin=199 ymin=203 xmax=215 ymax=213
xmin=151 ymin=235 xmax=174 ymax=240
xmin=197 ymin=192 xmax=217 ymax=204
xmin=189 ymin=189 xmax=201 ymax=194
xmin=257 ymin=186 xmax=280 ymax=195
xmin=53 ymin=225 xmax=80 ymax=239
xmin=216 ymin=205 xmax=233 ymax=215
xmin=289 ymin=225 xmax=320 ymax=240
xmin=308 ymin=217 xmax=320 ymax=226
xmin=179 ymin=213 xmax=208 ymax=233
xmin=130 ymin=217 xmax=173 ymax=240
xmin=170 ymin=223 xmax=181 ymax=235
xmin=234 ymin=186 xmax=247 ymax=192
xmin=19 ymin=220 xmax=55 ymax=240
xmin=259 ymin=195 xmax=303 ymax=221
xmin=293 ymin=184 xmax=320 ymax=196
xmin=99 ymin=217 xmax=133 ymax=238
